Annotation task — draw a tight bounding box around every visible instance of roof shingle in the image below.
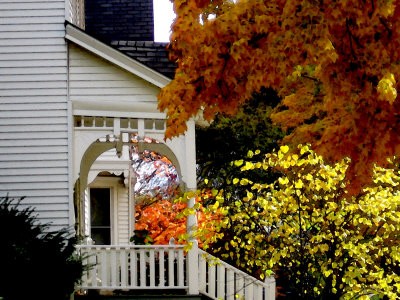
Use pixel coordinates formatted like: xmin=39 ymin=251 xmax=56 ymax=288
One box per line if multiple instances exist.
xmin=111 ymin=40 xmax=176 ymax=79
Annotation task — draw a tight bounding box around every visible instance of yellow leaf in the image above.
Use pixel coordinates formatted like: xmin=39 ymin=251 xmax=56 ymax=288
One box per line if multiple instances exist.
xmin=213 ymin=201 xmax=219 ymax=209
xmin=240 ymin=178 xmax=250 ymax=185
xmin=278 ymin=177 xmax=289 ymax=185
xmin=280 ymin=145 xmax=289 ymax=154
xmin=377 ymin=73 xmax=397 ymax=104
xmin=234 ymin=160 xmax=244 ymax=167
xmin=300 ymin=145 xmax=309 ymax=155
xmin=295 ymin=179 xmax=303 ymax=189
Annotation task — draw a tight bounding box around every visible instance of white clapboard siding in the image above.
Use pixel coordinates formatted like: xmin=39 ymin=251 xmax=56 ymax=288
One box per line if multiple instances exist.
xmin=0 ymin=96 xmax=67 ymax=104
xmin=26 ymin=202 xmax=69 ymax=211
xmin=1 ymin=9 xmax=65 ymax=17
xmin=117 ymin=185 xmax=130 ymax=244
xmin=4 ymin=189 xmax=68 ymax=197
xmin=0 ymin=16 xmax=64 ymax=25
xmin=0 ymin=52 xmax=66 ymax=61
xmin=69 ymin=44 xmax=160 ymax=106
xmin=3 ymin=167 xmax=68 ymax=176
xmin=0 ymin=145 xmax=67 ymax=155
xmin=0 ymin=58 xmax=66 ymax=67
xmin=0 ymin=117 xmax=67 ymax=126
xmin=0 ymin=66 xmax=66 ymax=75
xmin=0 ymin=45 xmax=66 ymax=53
xmin=0 ymin=0 xmax=70 ymax=230
xmin=0 ymin=30 xmax=65 ymax=39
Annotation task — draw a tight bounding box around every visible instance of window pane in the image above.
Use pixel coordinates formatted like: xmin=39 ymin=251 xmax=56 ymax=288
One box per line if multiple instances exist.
xmin=90 ymin=188 xmax=111 ymax=244
xmin=91 ymin=228 xmax=111 ymax=245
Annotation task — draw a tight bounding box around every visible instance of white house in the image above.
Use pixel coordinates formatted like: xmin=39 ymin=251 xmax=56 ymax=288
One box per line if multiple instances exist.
xmin=0 ymin=0 xmax=275 ymax=299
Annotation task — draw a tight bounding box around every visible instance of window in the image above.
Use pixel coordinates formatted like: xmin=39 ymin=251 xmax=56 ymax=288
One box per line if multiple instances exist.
xmin=90 ymin=188 xmax=111 ymax=245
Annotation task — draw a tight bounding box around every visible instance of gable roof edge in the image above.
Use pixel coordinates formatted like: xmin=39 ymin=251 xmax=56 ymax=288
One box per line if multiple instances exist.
xmin=65 ymin=22 xmax=171 ymax=88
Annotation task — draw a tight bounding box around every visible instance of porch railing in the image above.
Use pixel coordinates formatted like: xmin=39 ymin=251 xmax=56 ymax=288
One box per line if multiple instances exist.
xmin=77 ymin=245 xmax=187 ymax=290
xmin=198 ymin=249 xmax=276 ymax=300
xmin=76 ymin=245 xmax=275 ymax=300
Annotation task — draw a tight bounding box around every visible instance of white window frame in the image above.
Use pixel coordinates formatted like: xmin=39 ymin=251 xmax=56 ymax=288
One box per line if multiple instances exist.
xmin=88 ymin=177 xmax=120 ymax=245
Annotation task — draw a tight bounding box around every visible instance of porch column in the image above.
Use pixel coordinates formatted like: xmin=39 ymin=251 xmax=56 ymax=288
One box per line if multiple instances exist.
xmin=184 ymin=119 xmax=199 ymax=295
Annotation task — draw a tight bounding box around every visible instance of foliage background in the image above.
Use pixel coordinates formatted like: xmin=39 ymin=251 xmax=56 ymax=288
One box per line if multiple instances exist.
xmin=198 ymin=145 xmax=400 ymax=299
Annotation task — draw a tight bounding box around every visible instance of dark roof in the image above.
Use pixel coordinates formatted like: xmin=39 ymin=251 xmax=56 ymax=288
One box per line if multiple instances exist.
xmin=85 ymin=0 xmax=155 ymax=42
xmin=111 ymin=40 xmax=177 ymax=79
xmin=65 ymin=20 xmax=177 ymax=80
xmin=84 ymin=0 xmax=177 ymax=80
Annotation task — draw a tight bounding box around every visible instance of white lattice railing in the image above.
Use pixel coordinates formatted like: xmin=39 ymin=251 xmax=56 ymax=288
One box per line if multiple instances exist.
xmin=77 ymin=245 xmax=187 ymax=290
xmin=198 ymin=249 xmax=276 ymax=300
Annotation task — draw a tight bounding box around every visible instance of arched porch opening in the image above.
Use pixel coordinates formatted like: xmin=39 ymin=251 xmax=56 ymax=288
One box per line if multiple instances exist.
xmin=75 ymin=130 xmax=185 ymax=245
xmin=73 ymin=115 xmax=199 ymax=294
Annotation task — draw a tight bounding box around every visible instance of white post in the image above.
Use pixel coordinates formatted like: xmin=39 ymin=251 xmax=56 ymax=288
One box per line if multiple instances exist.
xmin=184 ymin=119 xmax=199 ymax=295
xmin=187 ymin=239 xmax=199 ymax=294
xmin=264 ymin=276 xmax=276 ymax=300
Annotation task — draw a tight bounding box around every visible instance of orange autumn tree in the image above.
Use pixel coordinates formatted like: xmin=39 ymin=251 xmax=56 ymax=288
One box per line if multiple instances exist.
xmin=134 ymin=193 xmax=222 ymax=245
xmin=134 ymin=199 xmax=187 ymax=244
xmin=158 ymin=0 xmax=400 ymax=192
xmin=131 ymin=145 xmax=221 ymax=245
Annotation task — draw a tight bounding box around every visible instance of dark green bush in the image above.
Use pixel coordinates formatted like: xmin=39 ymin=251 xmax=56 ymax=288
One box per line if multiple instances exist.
xmin=0 ymin=196 xmax=83 ymax=300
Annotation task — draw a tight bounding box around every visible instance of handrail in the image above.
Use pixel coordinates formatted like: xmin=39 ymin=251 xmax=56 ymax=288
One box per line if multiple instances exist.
xmin=198 ymin=249 xmax=275 ymax=300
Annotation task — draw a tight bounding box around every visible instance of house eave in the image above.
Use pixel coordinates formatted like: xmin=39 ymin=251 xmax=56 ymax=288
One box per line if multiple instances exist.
xmin=65 ymin=22 xmax=171 ymax=89
xmin=72 ymin=100 xmax=166 ymax=119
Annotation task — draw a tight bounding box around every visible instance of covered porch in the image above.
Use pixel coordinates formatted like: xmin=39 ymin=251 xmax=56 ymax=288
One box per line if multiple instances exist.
xmin=72 ymin=115 xmax=275 ymax=299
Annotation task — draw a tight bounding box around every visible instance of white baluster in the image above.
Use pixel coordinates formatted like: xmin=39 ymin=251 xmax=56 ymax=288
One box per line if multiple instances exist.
xmin=226 ymin=269 xmax=235 ymax=300
xmin=198 ymin=254 xmax=207 ymax=293
xmin=217 ymin=264 xmax=225 ymax=299
xmin=89 ymin=248 xmax=97 ymax=288
xmin=177 ymin=249 xmax=184 ymax=287
xmin=149 ymin=249 xmax=155 ymax=287
xmin=139 ymin=249 xmax=146 ymax=287
xmin=110 ymin=248 xmax=117 ymax=287
xmin=208 ymin=263 xmax=216 ymax=297
xmin=245 ymin=278 xmax=254 ymax=299
xmin=236 ymin=274 xmax=244 ymax=299
xmin=120 ymin=248 xmax=127 ymax=287
xmin=158 ymin=248 xmax=165 ymax=287
xmin=254 ymin=283 xmax=262 ymax=300
xmin=130 ymin=248 xmax=137 ymax=287
xmin=100 ymin=248 xmax=108 ymax=287
xmin=168 ymin=248 xmax=175 ymax=287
